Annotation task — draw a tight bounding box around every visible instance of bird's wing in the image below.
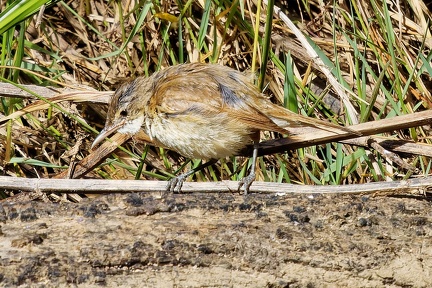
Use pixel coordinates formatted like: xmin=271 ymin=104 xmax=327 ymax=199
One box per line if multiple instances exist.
xmin=149 ymin=65 xmax=288 ymax=134
xmin=151 ymin=63 xmax=356 ymax=137
xmin=208 ymin=65 xmax=356 ymax=136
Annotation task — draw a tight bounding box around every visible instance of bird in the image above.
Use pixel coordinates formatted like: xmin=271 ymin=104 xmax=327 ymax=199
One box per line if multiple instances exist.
xmin=92 ymin=62 xmax=355 ymax=194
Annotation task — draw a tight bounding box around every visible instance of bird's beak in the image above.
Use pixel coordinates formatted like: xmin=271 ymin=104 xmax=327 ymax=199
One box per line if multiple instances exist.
xmin=91 ymin=119 xmax=126 ymax=149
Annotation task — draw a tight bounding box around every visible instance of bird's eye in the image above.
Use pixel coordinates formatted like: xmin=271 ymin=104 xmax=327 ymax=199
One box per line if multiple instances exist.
xmin=120 ymin=110 xmax=128 ymax=117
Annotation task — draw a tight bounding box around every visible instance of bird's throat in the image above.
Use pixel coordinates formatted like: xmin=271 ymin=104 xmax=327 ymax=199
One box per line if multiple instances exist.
xmin=118 ymin=115 xmax=145 ymax=135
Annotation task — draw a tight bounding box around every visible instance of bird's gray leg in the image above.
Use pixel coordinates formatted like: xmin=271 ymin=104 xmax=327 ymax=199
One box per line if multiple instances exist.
xmin=238 ymin=142 xmax=258 ymax=195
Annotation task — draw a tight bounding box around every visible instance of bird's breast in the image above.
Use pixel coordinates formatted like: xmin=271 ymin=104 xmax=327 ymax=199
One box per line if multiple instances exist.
xmin=143 ymin=112 xmax=256 ymax=159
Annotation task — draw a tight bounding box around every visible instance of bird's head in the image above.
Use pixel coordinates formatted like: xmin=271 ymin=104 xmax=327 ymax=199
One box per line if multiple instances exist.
xmin=91 ymin=78 xmax=150 ymax=148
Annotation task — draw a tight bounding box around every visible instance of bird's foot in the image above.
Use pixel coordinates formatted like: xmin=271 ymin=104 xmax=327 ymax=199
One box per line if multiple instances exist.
xmin=165 ymin=174 xmax=188 ymax=195
xmin=238 ymin=172 xmax=255 ymax=195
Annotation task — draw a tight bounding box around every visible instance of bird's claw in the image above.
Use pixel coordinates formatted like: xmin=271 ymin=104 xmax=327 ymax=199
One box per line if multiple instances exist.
xmin=238 ymin=172 xmax=255 ymax=195
xmin=165 ymin=174 xmax=187 ymax=194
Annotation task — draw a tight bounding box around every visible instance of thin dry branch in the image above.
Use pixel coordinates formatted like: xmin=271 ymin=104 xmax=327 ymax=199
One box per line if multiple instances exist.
xmin=342 ymin=136 xmax=432 ymax=158
xmin=0 ymin=90 xmax=111 ymax=125
xmin=0 ymin=175 xmax=430 ymax=196
xmin=0 ymin=83 xmax=61 ymax=99
xmin=247 ymin=109 xmax=432 ymax=156
xmin=0 ymin=83 xmax=109 ymax=104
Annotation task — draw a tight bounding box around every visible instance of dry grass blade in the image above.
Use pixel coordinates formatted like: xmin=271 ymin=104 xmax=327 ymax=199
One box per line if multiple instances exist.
xmin=0 ymin=90 xmax=111 ymax=125
xmin=0 ymin=83 xmax=61 ymax=99
xmin=53 ymin=132 xmax=131 ymax=180
xmin=0 ymin=83 xmax=110 ymax=104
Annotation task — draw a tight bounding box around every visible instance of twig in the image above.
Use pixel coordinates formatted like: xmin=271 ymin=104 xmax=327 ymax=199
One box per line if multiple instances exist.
xmin=0 ymin=175 xmax=431 ymax=196
xmin=343 ymin=136 xmax=432 ymax=158
xmin=368 ymin=139 xmax=418 ymax=172
xmin=246 ymin=109 xmax=432 ymax=156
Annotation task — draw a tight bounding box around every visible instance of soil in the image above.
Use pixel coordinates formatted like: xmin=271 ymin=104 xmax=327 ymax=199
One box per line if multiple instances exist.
xmin=1 ymin=191 xmax=431 ymax=287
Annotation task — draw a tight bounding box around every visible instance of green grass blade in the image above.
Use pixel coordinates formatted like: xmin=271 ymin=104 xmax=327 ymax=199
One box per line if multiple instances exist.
xmin=258 ymin=0 xmax=274 ymax=90
xmin=197 ymin=0 xmax=212 ymax=52
xmin=284 ymin=52 xmax=298 ymax=112
xmin=9 ymin=157 xmax=67 ymax=169
xmin=0 ymin=0 xmax=50 ymax=34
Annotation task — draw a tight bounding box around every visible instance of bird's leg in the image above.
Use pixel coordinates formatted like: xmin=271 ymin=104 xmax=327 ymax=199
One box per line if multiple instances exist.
xmin=238 ymin=140 xmax=259 ymax=195
xmin=166 ymin=159 xmax=219 ymax=193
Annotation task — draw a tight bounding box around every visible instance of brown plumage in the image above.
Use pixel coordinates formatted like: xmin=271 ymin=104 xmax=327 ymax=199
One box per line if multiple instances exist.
xmin=92 ymin=63 xmax=354 ymax=193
